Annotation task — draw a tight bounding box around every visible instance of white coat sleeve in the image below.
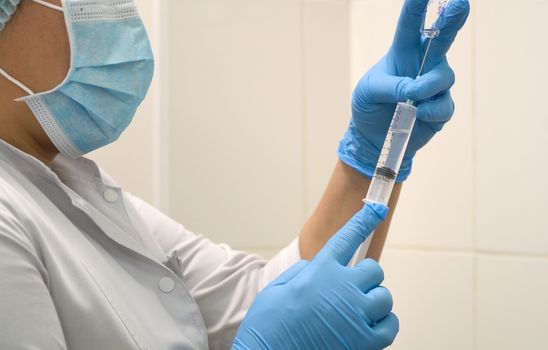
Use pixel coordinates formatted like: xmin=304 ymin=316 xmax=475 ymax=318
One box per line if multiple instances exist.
xmin=124 ymin=193 xmax=301 ymax=349
xmin=0 ymin=191 xmax=67 ymax=350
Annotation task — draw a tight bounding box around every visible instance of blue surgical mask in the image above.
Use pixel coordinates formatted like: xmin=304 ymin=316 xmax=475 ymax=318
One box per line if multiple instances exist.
xmin=0 ymin=0 xmax=154 ymax=158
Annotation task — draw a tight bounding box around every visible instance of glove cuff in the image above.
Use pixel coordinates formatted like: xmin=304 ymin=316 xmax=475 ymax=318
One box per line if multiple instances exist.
xmin=338 ymin=123 xmax=412 ymax=183
xmin=396 ymin=159 xmax=412 ymax=183
xmin=337 ymin=124 xmax=378 ymax=179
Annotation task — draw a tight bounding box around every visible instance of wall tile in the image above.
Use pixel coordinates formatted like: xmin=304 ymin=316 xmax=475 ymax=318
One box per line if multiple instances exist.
xmin=475 ymin=0 xmax=548 ymax=254
xmin=167 ymin=0 xmax=304 ymax=249
xmin=476 ymin=255 xmax=548 ymax=349
xmin=350 ymin=0 xmax=401 ymax=83
xmin=302 ymin=0 xmax=351 ymax=216
xmin=381 ymin=248 xmax=475 ymax=350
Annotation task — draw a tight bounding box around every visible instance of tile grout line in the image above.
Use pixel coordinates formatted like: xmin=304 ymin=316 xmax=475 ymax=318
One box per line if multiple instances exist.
xmin=300 ymin=0 xmax=309 ymax=223
xmin=153 ymin=0 xmax=172 ymax=215
xmin=474 ymin=249 xmax=548 ymax=260
xmin=383 ymin=244 xmax=548 ymax=260
xmin=243 ymin=244 xmax=548 ymax=260
xmin=470 ymin=4 xmax=479 ymax=349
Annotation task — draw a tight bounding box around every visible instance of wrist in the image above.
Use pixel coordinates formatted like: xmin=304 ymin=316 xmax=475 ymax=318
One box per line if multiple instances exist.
xmin=299 ymin=160 xmax=371 ymax=260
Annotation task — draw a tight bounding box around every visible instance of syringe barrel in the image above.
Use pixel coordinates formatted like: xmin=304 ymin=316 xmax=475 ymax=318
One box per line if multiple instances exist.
xmin=365 ymin=102 xmax=417 ymax=205
xmin=350 ymin=102 xmax=417 ymax=266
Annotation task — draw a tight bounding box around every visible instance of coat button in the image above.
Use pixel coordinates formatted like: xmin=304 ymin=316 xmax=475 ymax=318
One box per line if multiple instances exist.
xmin=103 ymin=189 xmax=119 ymax=203
xmin=159 ymin=277 xmax=176 ymax=293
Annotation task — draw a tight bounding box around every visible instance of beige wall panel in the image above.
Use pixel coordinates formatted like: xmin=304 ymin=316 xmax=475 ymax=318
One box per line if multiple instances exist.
xmin=167 ymin=0 xmax=304 ymax=249
xmin=382 ymin=248 xmax=475 ymax=350
xmin=475 ymin=0 xmax=548 ymax=254
xmin=476 ymin=255 xmax=548 ymax=349
xmin=303 ymin=0 xmax=351 ymax=216
xmin=350 ymin=0 xmax=401 ymax=83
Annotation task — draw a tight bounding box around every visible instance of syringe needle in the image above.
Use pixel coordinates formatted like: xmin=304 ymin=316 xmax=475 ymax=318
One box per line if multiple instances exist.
xmin=406 ymin=36 xmax=434 ymax=106
xmin=417 ymin=36 xmax=434 ymax=78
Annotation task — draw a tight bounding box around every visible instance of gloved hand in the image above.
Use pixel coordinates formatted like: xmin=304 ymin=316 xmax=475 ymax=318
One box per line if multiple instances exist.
xmin=233 ymin=203 xmax=398 ymax=350
xmin=339 ymin=0 xmax=470 ymax=182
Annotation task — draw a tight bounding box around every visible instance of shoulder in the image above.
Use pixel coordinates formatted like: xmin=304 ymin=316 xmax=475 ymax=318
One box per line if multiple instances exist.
xmin=0 ymin=161 xmax=37 ymax=210
xmin=0 ymin=168 xmax=27 ymax=216
xmin=0 ymin=167 xmax=42 ymax=250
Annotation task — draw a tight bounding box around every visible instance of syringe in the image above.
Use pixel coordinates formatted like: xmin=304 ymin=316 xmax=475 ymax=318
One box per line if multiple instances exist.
xmin=350 ymin=2 xmax=445 ymax=266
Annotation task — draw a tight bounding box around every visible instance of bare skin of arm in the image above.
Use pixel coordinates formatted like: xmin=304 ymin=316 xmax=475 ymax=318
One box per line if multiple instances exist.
xmin=299 ymin=160 xmax=401 ymax=262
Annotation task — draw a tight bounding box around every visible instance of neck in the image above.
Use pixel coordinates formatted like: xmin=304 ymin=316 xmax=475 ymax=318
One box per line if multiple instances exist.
xmin=0 ymin=90 xmax=59 ymax=168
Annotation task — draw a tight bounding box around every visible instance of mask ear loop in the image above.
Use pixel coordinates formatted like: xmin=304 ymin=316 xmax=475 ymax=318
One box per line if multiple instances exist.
xmin=0 ymin=0 xmax=64 ymax=97
xmin=32 ymin=0 xmax=63 ymax=12
xmin=0 ymin=67 xmax=35 ymax=96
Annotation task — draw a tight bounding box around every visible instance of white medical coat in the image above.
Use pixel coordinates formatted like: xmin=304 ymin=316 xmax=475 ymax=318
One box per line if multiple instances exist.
xmin=0 ymin=139 xmax=301 ymax=350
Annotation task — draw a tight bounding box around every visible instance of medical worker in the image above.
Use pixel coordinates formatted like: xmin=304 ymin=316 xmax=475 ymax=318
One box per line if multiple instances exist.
xmin=0 ymin=0 xmax=469 ymax=349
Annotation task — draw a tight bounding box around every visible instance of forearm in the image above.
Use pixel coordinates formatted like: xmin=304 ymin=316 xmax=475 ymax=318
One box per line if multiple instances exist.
xmin=299 ymin=160 xmax=401 ymax=261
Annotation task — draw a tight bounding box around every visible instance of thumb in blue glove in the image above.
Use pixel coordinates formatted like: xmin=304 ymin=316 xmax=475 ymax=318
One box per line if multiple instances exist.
xmin=233 ymin=203 xmax=399 ymax=350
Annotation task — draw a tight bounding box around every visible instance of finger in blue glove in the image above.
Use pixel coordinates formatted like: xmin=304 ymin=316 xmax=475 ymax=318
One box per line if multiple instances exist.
xmin=233 ymin=203 xmax=399 ymax=350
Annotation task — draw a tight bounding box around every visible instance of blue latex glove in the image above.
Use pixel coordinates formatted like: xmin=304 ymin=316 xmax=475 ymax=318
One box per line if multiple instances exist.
xmin=339 ymin=0 xmax=470 ymax=182
xmin=233 ymin=203 xmax=398 ymax=350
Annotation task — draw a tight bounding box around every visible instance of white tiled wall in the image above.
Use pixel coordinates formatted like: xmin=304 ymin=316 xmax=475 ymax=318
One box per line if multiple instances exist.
xmin=302 ymin=0 xmax=351 ymax=214
xmin=94 ymin=0 xmax=548 ymax=348
xmin=166 ymin=0 xmax=305 ymax=250
xmin=476 ymin=255 xmax=548 ymax=350
xmin=382 ymin=249 xmax=475 ymax=350
xmin=475 ymin=0 xmax=548 ymax=255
